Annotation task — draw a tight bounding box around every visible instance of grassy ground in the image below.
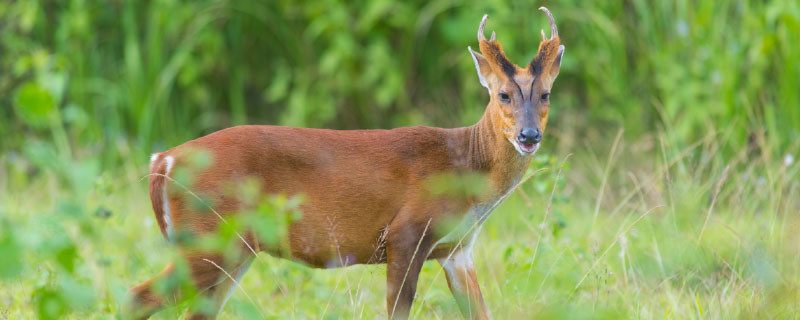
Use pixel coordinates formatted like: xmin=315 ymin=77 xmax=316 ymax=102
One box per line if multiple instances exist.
xmin=2 ymin=123 xmax=798 ymax=319
xmin=2 ymin=0 xmax=799 ymax=318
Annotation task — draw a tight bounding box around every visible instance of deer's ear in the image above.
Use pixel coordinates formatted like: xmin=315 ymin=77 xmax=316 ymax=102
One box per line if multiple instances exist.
xmin=469 ymin=46 xmax=492 ymax=92
xmin=549 ymin=45 xmax=565 ymax=80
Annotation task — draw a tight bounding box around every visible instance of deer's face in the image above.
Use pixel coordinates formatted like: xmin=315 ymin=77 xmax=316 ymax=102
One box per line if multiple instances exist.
xmin=470 ymin=9 xmax=564 ymax=156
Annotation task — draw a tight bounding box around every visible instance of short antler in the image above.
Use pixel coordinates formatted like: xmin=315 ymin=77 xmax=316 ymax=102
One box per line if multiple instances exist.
xmin=538 ymin=7 xmax=558 ymax=39
xmin=478 ymin=14 xmax=497 ymax=42
xmin=478 ymin=14 xmax=488 ymax=41
xmin=476 ymin=13 xmax=517 ymax=78
xmin=529 ymin=7 xmax=562 ymax=77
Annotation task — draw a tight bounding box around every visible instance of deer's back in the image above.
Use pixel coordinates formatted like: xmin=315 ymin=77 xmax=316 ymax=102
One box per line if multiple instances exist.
xmin=155 ymin=125 xmax=464 ymax=267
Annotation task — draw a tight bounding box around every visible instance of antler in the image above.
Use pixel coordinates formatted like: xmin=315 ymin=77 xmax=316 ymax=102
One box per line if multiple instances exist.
xmin=538 ymin=7 xmax=558 ymax=39
xmin=476 ymin=14 xmax=517 ymax=78
xmin=477 ymin=14 xmax=496 ymax=42
xmin=529 ymin=8 xmax=562 ymax=76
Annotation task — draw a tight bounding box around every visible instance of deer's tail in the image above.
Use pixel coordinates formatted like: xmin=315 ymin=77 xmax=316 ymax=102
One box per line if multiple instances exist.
xmin=148 ymin=153 xmax=175 ymax=240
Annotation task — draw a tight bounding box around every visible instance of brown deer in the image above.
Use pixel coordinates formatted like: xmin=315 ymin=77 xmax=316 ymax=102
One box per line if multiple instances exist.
xmin=127 ymin=8 xmax=564 ymax=320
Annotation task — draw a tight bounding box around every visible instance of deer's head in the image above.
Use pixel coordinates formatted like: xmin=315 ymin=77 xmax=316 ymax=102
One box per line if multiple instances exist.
xmin=470 ymin=7 xmax=564 ymax=156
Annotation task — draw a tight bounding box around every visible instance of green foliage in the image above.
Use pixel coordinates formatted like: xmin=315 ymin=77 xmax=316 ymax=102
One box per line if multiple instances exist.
xmin=426 ymin=171 xmax=490 ymax=198
xmin=1 ymin=0 xmax=799 ymax=319
xmin=0 ymin=222 xmax=23 ymax=279
xmin=14 ymin=82 xmax=56 ymax=128
xmin=243 ymin=193 xmax=303 ymax=250
xmin=2 ymin=0 xmax=798 ymax=164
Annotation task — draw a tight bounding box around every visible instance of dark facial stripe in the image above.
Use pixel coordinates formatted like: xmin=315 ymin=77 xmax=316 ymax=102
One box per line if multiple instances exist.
xmin=511 ymin=77 xmax=523 ymax=101
xmin=487 ymin=42 xmax=517 ymax=79
xmin=528 ymin=77 xmax=535 ymax=101
xmin=529 ymin=52 xmax=544 ymax=76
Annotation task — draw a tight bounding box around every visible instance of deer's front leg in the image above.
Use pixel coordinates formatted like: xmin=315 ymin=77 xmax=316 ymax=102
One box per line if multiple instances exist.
xmin=438 ymin=247 xmax=490 ymax=320
xmin=385 ymin=217 xmax=437 ymax=319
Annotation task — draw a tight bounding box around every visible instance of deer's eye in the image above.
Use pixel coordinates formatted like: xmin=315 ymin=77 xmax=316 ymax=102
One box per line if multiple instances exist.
xmin=498 ymin=92 xmax=511 ymax=103
xmin=540 ymin=92 xmax=550 ymax=101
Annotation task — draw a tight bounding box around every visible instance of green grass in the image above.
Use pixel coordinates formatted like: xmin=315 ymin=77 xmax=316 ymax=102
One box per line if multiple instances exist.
xmin=2 ymin=124 xmax=798 ymax=319
xmin=2 ymin=0 xmax=799 ymax=318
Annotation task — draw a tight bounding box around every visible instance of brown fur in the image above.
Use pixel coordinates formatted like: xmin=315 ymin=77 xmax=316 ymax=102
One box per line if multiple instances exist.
xmin=127 ymin=9 xmax=564 ymax=320
xmin=148 ymin=161 xmax=168 ymax=239
xmin=530 ymin=38 xmax=561 ymax=77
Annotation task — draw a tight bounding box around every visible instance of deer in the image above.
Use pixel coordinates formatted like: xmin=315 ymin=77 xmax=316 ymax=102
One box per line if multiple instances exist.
xmin=127 ymin=7 xmax=564 ymax=320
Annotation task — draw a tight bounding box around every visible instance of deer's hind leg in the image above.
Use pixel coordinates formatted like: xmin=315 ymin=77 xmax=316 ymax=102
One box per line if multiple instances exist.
xmin=126 ymin=252 xmax=255 ymax=320
xmin=181 ymin=252 xmax=255 ymax=320
xmin=127 ymin=263 xmax=176 ymax=319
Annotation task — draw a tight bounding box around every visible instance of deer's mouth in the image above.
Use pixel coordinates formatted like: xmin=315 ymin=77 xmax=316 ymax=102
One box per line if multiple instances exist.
xmin=508 ymin=138 xmax=539 ymax=156
xmin=518 ymin=142 xmax=538 ymax=153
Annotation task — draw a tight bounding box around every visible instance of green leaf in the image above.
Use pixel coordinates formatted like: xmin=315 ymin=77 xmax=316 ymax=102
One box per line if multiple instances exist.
xmin=56 ymin=244 xmax=78 ymax=273
xmin=33 ymin=287 xmax=68 ymax=320
xmin=14 ymin=82 xmax=56 ymax=128
xmin=426 ymin=172 xmax=490 ymax=198
xmin=503 ymin=246 xmax=514 ymax=262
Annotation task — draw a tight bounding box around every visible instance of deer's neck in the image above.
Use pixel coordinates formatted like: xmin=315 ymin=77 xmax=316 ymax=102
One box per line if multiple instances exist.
xmin=451 ymin=107 xmax=533 ymax=194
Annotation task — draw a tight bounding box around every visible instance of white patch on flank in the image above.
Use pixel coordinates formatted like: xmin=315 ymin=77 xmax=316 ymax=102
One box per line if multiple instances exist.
xmin=162 ymin=156 xmax=175 ymax=240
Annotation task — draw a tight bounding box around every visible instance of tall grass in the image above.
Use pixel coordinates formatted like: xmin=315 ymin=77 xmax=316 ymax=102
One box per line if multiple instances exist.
xmin=2 ymin=0 xmax=798 ymax=165
xmin=1 ymin=0 xmax=799 ymax=318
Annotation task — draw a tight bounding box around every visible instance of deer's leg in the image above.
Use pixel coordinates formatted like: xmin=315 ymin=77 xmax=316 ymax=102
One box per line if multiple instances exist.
xmin=182 ymin=253 xmax=254 ymax=320
xmin=126 ymin=263 xmax=176 ymax=320
xmin=385 ymin=217 xmax=437 ymax=319
xmin=126 ymin=252 xmax=252 ymax=320
xmin=438 ymin=247 xmax=490 ymax=320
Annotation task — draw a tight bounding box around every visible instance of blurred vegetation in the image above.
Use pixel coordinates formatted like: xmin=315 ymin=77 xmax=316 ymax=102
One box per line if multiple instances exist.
xmin=3 ymin=0 xmax=798 ymax=165
xmin=1 ymin=0 xmax=799 ymax=319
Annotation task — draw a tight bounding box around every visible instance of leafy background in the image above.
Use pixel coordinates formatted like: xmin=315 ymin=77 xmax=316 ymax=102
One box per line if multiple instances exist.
xmin=1 ymin=0 xmax=799 ymax=319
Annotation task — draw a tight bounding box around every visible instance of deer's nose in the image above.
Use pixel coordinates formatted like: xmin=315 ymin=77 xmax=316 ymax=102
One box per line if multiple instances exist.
xmin=518 ymin=128 xmax=542 ymax=145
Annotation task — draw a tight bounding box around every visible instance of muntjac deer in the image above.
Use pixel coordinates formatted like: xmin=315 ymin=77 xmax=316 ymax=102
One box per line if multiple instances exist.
xmin=128 ymin=8 xmax=564 ymax=320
